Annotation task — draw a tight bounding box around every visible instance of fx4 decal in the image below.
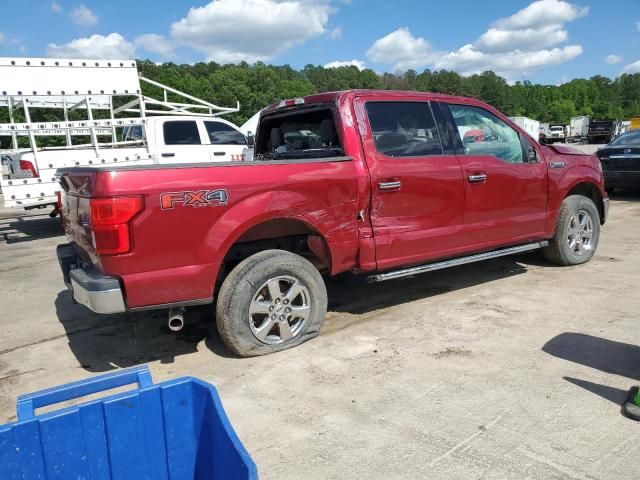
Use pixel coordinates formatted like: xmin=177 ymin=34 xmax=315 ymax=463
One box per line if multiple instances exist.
xmin=160 ymin=189 xmax=229 ymax=210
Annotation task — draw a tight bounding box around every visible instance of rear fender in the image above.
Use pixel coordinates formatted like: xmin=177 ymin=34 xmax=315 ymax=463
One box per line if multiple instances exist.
xmin=199 ymin=189 xmax=359 ymax=278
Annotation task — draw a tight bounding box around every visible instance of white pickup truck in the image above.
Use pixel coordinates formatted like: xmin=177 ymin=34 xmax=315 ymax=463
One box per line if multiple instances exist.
xmin=1 ymin=116 xmax=251 ymax=211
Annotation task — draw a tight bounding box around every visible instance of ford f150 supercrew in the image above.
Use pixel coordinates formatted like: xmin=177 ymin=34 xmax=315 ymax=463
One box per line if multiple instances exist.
xmin=56 ymin=90 xmax=609 ymax=356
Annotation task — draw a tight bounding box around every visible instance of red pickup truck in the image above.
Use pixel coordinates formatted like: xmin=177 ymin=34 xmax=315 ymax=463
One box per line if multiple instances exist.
xmin=57 ymin=90 xmax=609 ymax=356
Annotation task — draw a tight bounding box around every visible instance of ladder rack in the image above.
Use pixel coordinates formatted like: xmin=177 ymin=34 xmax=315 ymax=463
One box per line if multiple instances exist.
xmin=0 ymin=57 xmax=240 ymax=158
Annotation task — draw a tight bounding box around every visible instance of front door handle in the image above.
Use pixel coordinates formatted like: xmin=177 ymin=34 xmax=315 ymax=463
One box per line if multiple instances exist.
xmin=213 ymin=151 xmax=226 ymax=156
xmin=379 ymin=180 xmax=402 ymax=191
xmin=467 ymin=174 xmax=487 ymax=184
xmin=161 ymin=152 xmax=175 ymax=158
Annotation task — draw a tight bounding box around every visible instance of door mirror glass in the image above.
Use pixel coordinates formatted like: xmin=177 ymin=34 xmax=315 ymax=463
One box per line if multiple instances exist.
xmin=527 ymin=145 xmax=537 ymax=162
xmin=246 ymin=132 xmax=255 ymax=148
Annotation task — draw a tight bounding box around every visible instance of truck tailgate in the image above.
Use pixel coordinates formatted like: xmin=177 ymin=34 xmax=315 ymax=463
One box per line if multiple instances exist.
xmin=59 ymin=171 xmax=97 ymax=262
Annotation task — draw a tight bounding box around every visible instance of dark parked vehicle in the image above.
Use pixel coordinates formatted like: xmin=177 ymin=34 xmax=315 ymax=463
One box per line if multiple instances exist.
xmin=597 ymin=130 xmax=640 ymax=193
xmin=588 ymin=120 xmax=615 ymax=144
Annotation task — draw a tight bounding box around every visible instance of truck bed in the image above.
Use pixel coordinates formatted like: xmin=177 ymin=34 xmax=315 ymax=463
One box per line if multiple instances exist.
xmin=58 ymin=156 xmax=361 ymax=309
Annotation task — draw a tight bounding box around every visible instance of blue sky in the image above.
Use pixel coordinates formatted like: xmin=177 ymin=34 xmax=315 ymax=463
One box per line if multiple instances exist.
xmin=0 ymin=0 xmax=639 ymax=84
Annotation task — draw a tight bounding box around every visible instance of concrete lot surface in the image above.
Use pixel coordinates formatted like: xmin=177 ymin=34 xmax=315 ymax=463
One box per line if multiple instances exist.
xmin=1 ymin=146 xmax=639 ymax=479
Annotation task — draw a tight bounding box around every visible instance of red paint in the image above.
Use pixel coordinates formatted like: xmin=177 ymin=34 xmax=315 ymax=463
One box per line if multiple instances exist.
xmin=60 ymin=90 xmax=606 ymax=309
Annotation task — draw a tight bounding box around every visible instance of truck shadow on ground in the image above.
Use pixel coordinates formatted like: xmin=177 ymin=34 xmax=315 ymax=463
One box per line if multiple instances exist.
xmin=55 ymin=253 xmax=542 ymax=371
xmin=55 ymin=292 xmax=236 ymax=372
xmin=0 ymin=213 xmax=62 ymax=244
xmin=543 ymin=333 xmax=640 ymax=408
xmin=609 ymin=189 xmax=640 ymax=202
xmin=326 ymin=254 xmax=532 ymax=316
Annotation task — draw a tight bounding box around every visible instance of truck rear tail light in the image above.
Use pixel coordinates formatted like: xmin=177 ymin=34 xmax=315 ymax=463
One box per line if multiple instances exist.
xmin=90 ymin=196 xmax=143 ymax=255
xmin=19 ymin=160 xmax=38 ymax=178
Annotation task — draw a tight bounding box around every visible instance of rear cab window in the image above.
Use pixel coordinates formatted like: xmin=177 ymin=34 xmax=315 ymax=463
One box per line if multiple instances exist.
xmin=163 ymin=121 xmax=201 ymax=145
xmin=255 ymin=106 xmax=343 ymax=160
xmin=365 ymin=102 xmax=443 ymax=157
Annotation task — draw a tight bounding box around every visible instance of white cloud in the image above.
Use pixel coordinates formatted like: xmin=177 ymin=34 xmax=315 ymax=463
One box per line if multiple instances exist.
xmin=366 ymin=27 xmax=438 ymax=71
xmin=606 ymin=54 xmax=622 ymax=65
xmin=134 ymin=34 xmax=175 ymax=58
xmin=330 ymin=27 xmax=342 ymax=40
xmin=622 ymin=60 xmax=640 ymax=74
xmin=170 ymin=0 xmax=332 ymax=63
xmin=475 ymin=25 xmax=568 ymax=53
xmin=69 ymin=4 xmax=98 ymax=27
xmin=51 ymin=1 xmax=63 ymax=13
xmin=324 ymin=59 xmax=366 ymax=70
xmin=0 ymin=32 xmax=5 ymax=45
xmin=435 ymin=44 xmax=583 ymax=76
xmin=493 ymin=0 xmax=588 ymax=29
xmin=366 ymin=1 xmax=586 ymax=76
xmin=47 ymin=33 xmax=134 ymax=59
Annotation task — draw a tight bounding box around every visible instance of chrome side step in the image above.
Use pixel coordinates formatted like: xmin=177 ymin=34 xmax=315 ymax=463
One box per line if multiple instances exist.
xmin=367 ymin=241 xmax=549 ymax=283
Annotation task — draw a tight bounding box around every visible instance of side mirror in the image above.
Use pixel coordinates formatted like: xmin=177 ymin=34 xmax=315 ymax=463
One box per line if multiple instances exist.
xmin=527 ymin=145 xmax=538 ymax=163
xmin=246 ymin=132 xmax=255 ymax=148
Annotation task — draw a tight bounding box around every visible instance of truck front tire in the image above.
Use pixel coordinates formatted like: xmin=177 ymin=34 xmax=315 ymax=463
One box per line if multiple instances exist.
xmin=215 ymin=249 xmax=328 ymax=357
xmin=543 ymin=195 xmax=600 ymax=266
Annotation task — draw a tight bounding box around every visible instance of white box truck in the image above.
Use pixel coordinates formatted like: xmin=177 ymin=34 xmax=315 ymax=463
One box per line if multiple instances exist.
xmin=569 ymin=116 xmax=590 ymax=143
xmin=509 ymin=116 xmax=540 ymax=140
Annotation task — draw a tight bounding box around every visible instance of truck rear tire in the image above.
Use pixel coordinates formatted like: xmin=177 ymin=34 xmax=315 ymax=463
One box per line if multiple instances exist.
xmin=543 ymin=195 xmax=600 ymax=266
xmin=215 ymin=249 xmax=328 ymax=357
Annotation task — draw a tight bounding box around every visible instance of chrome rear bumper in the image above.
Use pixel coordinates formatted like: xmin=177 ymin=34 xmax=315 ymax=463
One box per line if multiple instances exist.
xmin=57 ymin=244 xmax=126 ymax=314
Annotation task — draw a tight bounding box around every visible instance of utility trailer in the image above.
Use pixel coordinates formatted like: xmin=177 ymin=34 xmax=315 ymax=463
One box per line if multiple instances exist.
xmin=0 ymin=57 xmax=249 ymax=213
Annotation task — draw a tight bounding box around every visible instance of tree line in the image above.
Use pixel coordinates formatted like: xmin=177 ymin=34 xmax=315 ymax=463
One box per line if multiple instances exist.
xmin=2 ymin=60 xmax=640 ymax=149
xmin=137 ymin=60 xmax=640 ymax=126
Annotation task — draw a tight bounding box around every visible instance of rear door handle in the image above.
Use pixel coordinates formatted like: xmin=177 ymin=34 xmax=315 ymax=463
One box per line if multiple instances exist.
xmin=379 ymin=180 xmax=401 ymax=191
xmin=213 ymin=152 xmax=226 ymax=156
xmin=467 ymin=174 xmax=487 ymax=184
xmin=161 ymin=153 xmax=175 ymax=158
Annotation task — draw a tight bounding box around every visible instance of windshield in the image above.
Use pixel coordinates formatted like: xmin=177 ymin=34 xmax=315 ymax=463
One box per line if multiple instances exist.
xmin=609 ymin=131 xmax=640 ymax=147
xmin=550 ymin=126 xmax=564 ymax=131
xmin=255 ymin=107 xmax=343 ymax=160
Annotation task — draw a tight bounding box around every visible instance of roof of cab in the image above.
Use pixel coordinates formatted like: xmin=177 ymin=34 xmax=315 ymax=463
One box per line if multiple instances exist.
xmin=263 ymin=89 xmax=495 ymax=114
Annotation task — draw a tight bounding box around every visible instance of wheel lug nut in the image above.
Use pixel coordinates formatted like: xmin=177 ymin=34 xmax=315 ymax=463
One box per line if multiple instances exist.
xmin=283 ymin=299 xmax=289 ymax=305
xmin=269 ymin=306 xmax=274 ymax=312
xmin=279 ymin=315 xmax=285 ymax=321
xmin=275 ymin=298 xmax=280 ymax=304
xmin=286 ymin=307 xmax=291 ymax=313
xmin=271 ymin=314 xmax=276 ymax=320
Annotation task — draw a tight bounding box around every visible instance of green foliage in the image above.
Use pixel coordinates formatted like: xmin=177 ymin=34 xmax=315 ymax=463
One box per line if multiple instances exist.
xmin=3 ymin=60 xmax=640 ymax=150
xmin=137 ymin=62 xmax=640 ymax=124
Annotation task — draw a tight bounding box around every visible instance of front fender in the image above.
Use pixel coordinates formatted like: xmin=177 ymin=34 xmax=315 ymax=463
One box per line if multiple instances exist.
xmin=546 ymin=163 xmax=606 ymax=233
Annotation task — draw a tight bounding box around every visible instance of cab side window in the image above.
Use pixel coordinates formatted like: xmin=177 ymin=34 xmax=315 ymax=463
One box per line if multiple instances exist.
xmin=204 ymin=121 xmax=247 ymax=145
xmin=366 ymin=102 xmax=443 ymax=157
xmin=449 ymin=104 xmax=524 ymax=164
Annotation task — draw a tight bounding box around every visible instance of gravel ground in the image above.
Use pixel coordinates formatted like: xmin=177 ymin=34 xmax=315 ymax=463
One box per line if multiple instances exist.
xmin=1 ymin=144 xmax=639 ymax=479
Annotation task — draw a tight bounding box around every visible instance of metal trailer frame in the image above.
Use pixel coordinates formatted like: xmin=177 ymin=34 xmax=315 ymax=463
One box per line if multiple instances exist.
xmin=0 ymin=57 xmax=240 ymax=209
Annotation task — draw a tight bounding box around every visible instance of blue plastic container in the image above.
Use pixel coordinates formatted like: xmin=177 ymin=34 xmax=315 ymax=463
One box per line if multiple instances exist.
xmin=0 ymin=365 xmax=258 ymax=479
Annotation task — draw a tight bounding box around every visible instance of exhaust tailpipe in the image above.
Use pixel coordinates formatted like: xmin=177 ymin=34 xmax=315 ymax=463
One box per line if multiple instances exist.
xmin=168 ymin=307 xmax=185 ymax=332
